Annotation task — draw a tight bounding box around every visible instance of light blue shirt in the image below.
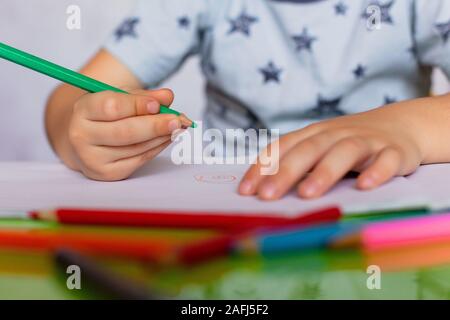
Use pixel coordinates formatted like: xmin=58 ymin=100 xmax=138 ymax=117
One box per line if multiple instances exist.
xmin=105 ymin=0 xmax=450 ymax=134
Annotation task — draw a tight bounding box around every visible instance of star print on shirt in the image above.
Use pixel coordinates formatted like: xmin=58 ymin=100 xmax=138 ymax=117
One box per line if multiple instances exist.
xmin=259 ymin=61 xmax=283 ymax=84
xmin=292 ymin=28 xmax=317 ymax=52
xmin=228 ymin=10 xmax=259 ymax=37
xmin=362 ymin=0 xmax=395 ymax=26
xmin=435 ymin=20 xmax=450 ymax=43
xmin=353 ymin=64 xmax=367 ymax=79
xmin=335 ymin=2 xmax=348 ymax=16
xmin=115 ymin=17 xmax=140 ymax=42
xmin=302 ymin=95 xmax=345 ymax=119
xmin=178 ymin=16 xmax=191 ymax=29
xmin=384 ymin=95 xmax=397 ymax=104
xmin=408 ymin=45 xmax=419 ymax=58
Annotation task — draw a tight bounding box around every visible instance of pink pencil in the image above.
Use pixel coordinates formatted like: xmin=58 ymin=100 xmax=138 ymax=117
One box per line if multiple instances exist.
xmin=363 ymin=213 xmax=450 ymax=251
xmin=332 ymin=213 xmax=450 ymax=252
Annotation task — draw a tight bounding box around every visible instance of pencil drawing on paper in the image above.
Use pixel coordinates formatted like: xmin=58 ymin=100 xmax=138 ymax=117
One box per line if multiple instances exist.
xmin=194 ymin=173 xmax=238 ymax=184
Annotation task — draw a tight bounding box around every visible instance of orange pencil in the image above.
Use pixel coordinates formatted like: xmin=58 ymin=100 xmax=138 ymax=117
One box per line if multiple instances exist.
xmin=366 ymin=241 xmax=450 ymax=272
xmin=0 ymin=229 xmax=175 ymax=261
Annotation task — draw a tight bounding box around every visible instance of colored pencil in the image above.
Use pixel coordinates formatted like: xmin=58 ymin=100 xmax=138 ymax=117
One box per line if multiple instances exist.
xmin=0 ymin=41 xmax=196 ymax=128
xmin=55 ymin=249 xmax=158 ymax=300
xmin=12 ymin=206 xmax=342 ymax=231
xmin=332 ymin=212 xmax=450 ymax=252
xmin=0 ymin=206 xmax=341 ymax=264
xmin=235 ymin=222 xmax=360 ymax=255
xmin=365 ymin=241 xmax=450 ymax=272
xmin=0 ymin=249 xmax=52 ymax=276
xmin=0 ymin=228 xmax=174 ymax=261
xmin=170 ymin=220 xmax=353 ymax=265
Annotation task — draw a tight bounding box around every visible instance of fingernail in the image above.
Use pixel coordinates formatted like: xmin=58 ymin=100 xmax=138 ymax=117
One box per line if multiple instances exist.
xmin=239 ymin=180 xmax=254 ymax=195
xmin=147 ymin=101 xmax=160 ymax=114
xmin=360 ymin=176 xmax=375 ymax=189
xmin=301 ymin=180 xmax=319 ymax=198
xmin=179 ymin=114 xmax=194 ymax=128
xmin=168 ymin=119 xmax=182 ymax=132
xmin=260 ymin=183 xmax=277 ymax=199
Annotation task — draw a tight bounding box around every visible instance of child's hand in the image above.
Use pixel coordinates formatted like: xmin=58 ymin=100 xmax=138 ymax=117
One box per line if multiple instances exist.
xmin=239 ymin=102 xmax=427 ymax=200
xmin=68 ymin=89 xmax=189 ymax=181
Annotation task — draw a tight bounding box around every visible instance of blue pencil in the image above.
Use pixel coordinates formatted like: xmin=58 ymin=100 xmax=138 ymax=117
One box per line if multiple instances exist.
xmin=170 ymin=221 xmax=358 ymax=266
xmin=235 ymin=223 xmax=361 ymax=255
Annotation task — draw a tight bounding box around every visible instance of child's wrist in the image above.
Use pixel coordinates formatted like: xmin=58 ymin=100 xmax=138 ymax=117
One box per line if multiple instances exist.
xmin=405 ymin=95 xmax=450 ymax=164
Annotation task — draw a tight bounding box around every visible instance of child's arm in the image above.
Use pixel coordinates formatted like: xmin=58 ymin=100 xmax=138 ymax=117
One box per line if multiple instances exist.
xmin=45 ymin=49 xmax=186 ymax=181
xmin=239 ymin=94 xmax=450 ymax=200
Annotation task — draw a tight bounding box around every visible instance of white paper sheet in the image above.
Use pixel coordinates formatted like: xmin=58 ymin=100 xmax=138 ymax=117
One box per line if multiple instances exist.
xmin=0 ymin=156 xmax=432 ymax=217
xmin=405 ymin=164 xmax=450 ymax=211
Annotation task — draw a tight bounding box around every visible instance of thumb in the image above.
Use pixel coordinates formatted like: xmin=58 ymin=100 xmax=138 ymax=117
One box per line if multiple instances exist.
xmin=130 ymin=88 xmax=175 ymax=107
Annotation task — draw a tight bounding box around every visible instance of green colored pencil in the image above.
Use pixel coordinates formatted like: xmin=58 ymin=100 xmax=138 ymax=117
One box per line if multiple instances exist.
xmin=0 ymin=41 xmax=196 ymax=128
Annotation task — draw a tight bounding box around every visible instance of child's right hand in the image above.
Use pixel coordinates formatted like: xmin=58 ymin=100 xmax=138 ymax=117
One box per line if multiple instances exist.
xmin=68 ymin=89 xmax=189 ymax=181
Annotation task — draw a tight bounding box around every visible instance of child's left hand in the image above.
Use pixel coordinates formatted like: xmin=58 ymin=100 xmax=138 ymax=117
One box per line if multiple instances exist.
xmin=239 ymin=101 xmax=429 ymax=200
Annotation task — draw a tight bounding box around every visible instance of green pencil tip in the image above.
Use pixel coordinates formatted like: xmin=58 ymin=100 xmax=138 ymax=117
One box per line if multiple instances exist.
xmin=191 ymin=122 xmax=198 ymax=129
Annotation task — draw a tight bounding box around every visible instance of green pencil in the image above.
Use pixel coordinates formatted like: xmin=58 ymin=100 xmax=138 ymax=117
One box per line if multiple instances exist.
xmin=0 ymin=41 xmax=196 ymax=128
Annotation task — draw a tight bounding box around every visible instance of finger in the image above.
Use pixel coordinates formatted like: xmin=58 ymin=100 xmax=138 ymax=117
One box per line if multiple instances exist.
xmin=297 ymin=137 xmax=371 ymax=199
xmin=101 ymin=140 xmax=172 ymax=181
xmin=131 ymin=88 xmax=193 ymax=128
xmin=79 ymin=91 xmax=162 ymax=121
xmin=356 ymin=147 xmax=402 ymax=190
xmin=85 ymin=114 xmax=182 ymax=146
xmin=130 ymin=88 xmax=175 ymax=107
xmin=239 ymin=123 xmax=325 ymax=196
xmin=93 ymin=135 xmax=172 ymax=161
xmin=255 ymin=132 xmax=340 ymax=200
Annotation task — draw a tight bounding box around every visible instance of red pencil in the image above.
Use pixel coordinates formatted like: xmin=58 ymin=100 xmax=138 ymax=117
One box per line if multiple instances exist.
xmin=28 ymin=207 xmax=341 ymax=231
xmin=169 ymin=208 xmax=342 ymax=265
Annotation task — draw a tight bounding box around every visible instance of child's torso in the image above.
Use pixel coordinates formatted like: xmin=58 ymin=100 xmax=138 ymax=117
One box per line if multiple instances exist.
xmin=200 ymin=0 xmax=431 ymax=133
